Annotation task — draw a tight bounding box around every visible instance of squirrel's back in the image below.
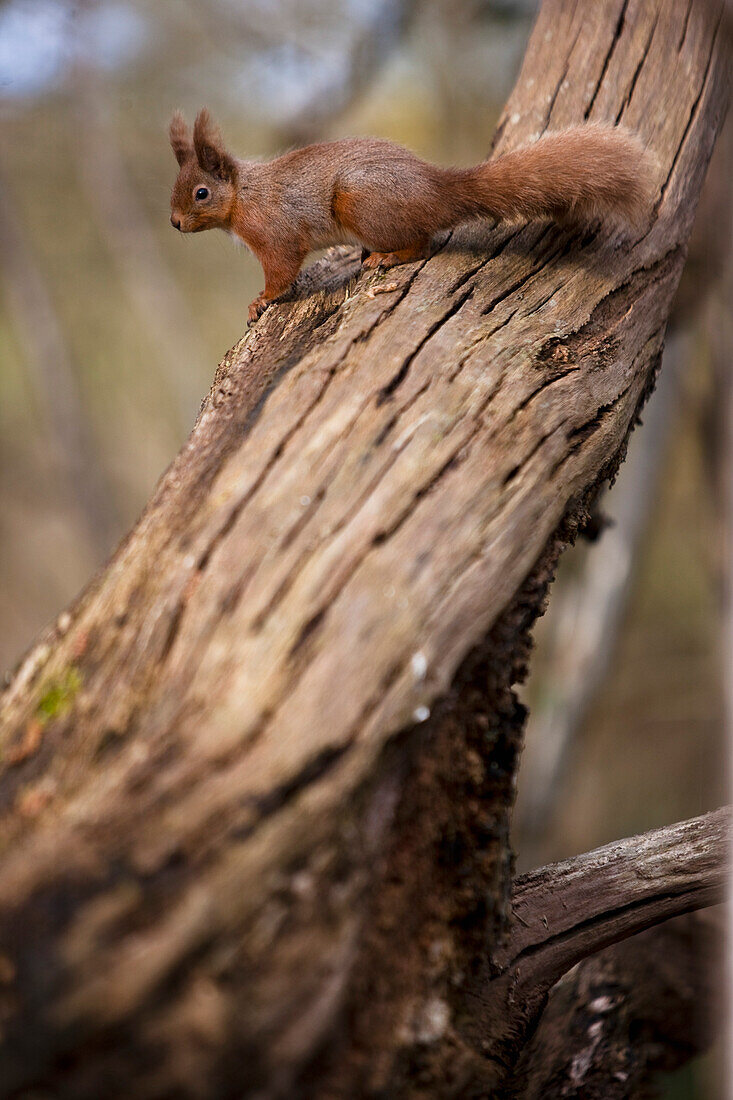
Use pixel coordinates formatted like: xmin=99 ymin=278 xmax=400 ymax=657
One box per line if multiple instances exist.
xmin=322 ymin=125 xmax=657 ymax=250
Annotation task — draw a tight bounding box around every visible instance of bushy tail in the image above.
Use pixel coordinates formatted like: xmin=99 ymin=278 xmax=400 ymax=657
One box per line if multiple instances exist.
xmin=450 ymin=124 xmax=657 ymax=231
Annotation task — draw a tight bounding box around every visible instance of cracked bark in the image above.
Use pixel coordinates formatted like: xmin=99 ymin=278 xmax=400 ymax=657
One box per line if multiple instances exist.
xmin=0 ymin=1 xmax=729 ymax=1097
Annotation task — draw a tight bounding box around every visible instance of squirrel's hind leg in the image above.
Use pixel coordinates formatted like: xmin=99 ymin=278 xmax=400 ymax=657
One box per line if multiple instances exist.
xmin=333 ymin=186 xmax=429 ymax=270
xmin=361 ymin=242 xmax=430 ymax=270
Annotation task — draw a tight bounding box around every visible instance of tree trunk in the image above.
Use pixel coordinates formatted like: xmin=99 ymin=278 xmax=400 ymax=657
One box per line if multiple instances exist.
xmin=0 ymin=1 xmax=728 ymax=1097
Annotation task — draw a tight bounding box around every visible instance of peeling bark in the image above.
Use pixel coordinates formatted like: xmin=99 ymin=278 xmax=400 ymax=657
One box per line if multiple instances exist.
xmin=0 ymin=1 xmax=729 ymax=1097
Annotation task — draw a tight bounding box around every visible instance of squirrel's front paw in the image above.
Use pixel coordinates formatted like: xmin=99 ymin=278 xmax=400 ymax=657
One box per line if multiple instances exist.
xmin=248 ymin=294 xmax=269 ymax=325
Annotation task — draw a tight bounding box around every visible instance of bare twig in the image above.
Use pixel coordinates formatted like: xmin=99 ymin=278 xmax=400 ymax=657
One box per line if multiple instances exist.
xmin=505 ymin=807 xmax=729 ymax=971
xmin=466 ymin=809 xmax=729 ymax=1075
xmin=509 ymin=910 xmax=723 ymax=1099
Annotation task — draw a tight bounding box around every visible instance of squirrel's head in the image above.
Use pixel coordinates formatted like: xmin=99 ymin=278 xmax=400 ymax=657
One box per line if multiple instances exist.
xmin=169 ymin=109 xmax=238 ymax=233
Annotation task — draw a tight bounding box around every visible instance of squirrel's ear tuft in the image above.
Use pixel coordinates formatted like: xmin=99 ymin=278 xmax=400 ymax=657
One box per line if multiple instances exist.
xmin=169 ymin=111 xmax=193 ymax=167
xmin=193 ymin=108 xmax=237 ymax=182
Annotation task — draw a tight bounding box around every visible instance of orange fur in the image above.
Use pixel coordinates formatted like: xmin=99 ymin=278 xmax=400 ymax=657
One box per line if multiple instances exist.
xmin=169 ymin=110 xmax=657 ymax=323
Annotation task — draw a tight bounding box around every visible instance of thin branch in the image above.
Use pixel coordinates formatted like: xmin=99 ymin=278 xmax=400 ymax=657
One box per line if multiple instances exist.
xmin=504 ymin=806 xmax=729 ymax=974
xmin=467 ymin=809 xmax=729 ymax=1074
xmin=508 ymin=910 xmax=723 ymax=1099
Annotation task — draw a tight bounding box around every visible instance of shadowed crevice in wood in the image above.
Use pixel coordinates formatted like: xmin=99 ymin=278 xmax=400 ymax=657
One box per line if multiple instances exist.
xmin=616 ymin=9 xmax=660 ymax=124
xmin=584 ymin=0 xmax=631 ymax=120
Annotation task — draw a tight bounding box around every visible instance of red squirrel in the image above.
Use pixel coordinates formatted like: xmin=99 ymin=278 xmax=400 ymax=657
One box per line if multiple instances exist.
xmin=169 ymin=109 xmax=655 ymax=324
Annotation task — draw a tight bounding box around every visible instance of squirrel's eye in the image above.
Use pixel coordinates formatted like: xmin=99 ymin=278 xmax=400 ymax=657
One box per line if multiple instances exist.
xmin=195 ymin=187 xmax=209 ymax=201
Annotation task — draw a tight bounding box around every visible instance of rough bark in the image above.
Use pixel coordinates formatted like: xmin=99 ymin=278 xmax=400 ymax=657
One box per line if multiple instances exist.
xmin=0 ymin=1 xmax=729 ymax=1097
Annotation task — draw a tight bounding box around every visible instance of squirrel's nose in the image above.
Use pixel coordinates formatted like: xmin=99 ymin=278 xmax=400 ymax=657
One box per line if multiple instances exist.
xmin=171 ymin=215 xmax=181 ymax=230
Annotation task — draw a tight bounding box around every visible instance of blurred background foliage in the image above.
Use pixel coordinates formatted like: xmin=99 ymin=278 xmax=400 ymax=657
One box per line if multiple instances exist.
xmin=0 ymin=1 xmax=728 ymax=1094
